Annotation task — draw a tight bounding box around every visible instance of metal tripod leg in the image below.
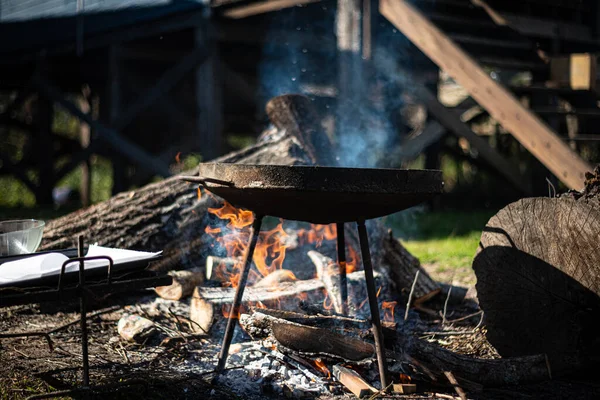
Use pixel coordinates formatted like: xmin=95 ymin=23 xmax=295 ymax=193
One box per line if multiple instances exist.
xmin=356 ymin=219 xmax=389 ymax=390
xmin=216 ymin=215 xmax=263 ymax=373
xmin=336 ymin=222 xmax=348 ymax=315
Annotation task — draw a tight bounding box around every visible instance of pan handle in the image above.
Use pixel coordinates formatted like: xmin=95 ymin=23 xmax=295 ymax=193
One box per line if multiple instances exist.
xmin=177 ymin=175 xmax=234 ymax=187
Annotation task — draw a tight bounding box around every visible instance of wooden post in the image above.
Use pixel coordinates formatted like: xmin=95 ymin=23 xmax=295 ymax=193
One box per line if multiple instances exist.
xmin=107 ymin=45 xmax=127 ymax=195
xmin=78 ymin=91 xmax=92 ymax=207
xmin=336 ymin=0 xmax=364 ymax=146
xmin=37 ymin=96 xmax=54 ymax=205
xmin=195 ymin=18 xmax=223 ymax=161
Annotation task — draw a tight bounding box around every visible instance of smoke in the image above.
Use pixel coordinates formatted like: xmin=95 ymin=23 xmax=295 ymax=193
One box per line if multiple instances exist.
xmin=255 ymin=4 xmax=424 ymax=169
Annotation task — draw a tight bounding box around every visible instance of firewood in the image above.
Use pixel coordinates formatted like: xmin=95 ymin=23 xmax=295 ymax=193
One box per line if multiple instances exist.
xmin=205 ymin=256 xmax=241 ymax=281
xmin=474 ymin=178 xmax=600 ymax=375
xmin=307 ymin=250 xmax=343 ymax=314
xmin=332 ymin=365 xmax=376 ymax=398
xmin=154 ymin=267 xmax=204 ymax=300
xmin=190 ymin=288 xmax=214 ymax=334
xmin=239 ymin=311 xmax=375 ymax=361
xmin=253 ymin=269 xmax=297 ymax=288
xmin=392 ymin=333 xmax=552 ymax=387
xmin=195 ymin=270 xmax=377 ymax=305
xmin=392 ymin=383 xmax=417 ymax=394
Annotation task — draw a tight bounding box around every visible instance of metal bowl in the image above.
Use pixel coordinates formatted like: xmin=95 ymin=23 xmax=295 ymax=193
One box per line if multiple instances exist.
xmin=0 ymin=219 xmax=45 ymax=256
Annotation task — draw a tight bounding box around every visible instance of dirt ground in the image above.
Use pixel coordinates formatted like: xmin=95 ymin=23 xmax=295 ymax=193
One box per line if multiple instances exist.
xmin=2 ymin=278 xmax=600 ymax=399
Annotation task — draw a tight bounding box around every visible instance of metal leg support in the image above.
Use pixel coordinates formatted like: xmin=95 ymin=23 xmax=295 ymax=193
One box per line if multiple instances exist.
xmin=77 ymin=236 xmax=90 ymax=387
xmin=216 ymin=215 xmax=263 ymax=373
xmin=356 ymin=220 xmax=389 ymax=390
xmin=336 ymin=222 xmax=348 ymax=315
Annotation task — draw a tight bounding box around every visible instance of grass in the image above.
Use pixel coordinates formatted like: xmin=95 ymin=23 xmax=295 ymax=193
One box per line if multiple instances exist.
xmin=383 ymin=208 xmax=497 ymax=286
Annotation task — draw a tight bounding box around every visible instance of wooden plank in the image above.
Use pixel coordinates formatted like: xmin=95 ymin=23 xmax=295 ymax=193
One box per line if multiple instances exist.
xmin=381 ymin=0 xmax=592 ymax=190
xmin=417 ymin=86 xmax=532 ymax=194
xmin=221 ymin=0 xmax=321 ymax=19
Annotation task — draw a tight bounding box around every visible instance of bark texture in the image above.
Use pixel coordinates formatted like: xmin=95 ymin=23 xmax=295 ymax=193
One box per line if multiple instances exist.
xmin=474 ymin=166 xmax=600 ymax=374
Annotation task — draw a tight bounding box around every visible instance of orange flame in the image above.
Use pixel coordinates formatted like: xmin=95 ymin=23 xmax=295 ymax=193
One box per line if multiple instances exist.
xmin=175 ymin=151 xmax=181 ymax=163
xmin=205 ymin=201 xmax=289 ymax=289
xmin=197 ymin=187 xmax=202 ymax=200
xmin=382 ymin=301 xmax=397 ymax=322
xmin=313 ymin=358 xmax=331 ymax=378
xmin=399 ymin=373 xmax=412 ymax=383
xmin=297 ymin=224 xmax=337 ymax=248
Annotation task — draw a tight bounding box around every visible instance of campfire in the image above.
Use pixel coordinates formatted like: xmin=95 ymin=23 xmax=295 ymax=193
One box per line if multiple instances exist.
xmin=3 ymin=94 xmax=585 ymax=400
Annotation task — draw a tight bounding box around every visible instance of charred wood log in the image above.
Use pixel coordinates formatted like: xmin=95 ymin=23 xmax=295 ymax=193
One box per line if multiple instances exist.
xmin=474 ymin=169 xmax=600 ymax=375
xmin=239 ymin=311 xmax=375 ymax=361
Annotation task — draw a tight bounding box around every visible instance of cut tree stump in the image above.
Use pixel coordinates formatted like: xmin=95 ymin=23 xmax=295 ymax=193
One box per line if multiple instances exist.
xmin=474 ymin=167 xmax=600 ymax=374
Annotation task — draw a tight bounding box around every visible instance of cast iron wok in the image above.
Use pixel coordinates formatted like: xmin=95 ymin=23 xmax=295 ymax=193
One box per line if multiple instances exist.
xmin=182 ymin=163 xmax=443 ymax=224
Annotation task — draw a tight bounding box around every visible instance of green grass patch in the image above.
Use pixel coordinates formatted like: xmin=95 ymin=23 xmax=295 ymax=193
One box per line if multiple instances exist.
xmin=383 ymin=209 xmax=496 ymax=270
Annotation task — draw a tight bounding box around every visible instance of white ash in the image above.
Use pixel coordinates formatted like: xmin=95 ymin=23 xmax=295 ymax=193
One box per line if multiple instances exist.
xmin=212 ymin=342 xmax=333 ymax=398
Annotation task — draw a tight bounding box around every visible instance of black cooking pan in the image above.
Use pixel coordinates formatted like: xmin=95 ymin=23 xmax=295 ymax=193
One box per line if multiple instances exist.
xmin=182 ymin=163 xmax=443 ymax=224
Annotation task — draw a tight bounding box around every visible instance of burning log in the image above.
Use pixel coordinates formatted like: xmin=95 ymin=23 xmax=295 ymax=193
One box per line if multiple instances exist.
xmin=253 ymin=269 xmax=297 ymax=287
xmin=307 ymin=251 xmax=343 ymax=314
xmin=194 ymin=270 xmax=379 ymax=305
xmin=332 ymin=365 xmax=376 ymax=398
xmin=205 ymin=256 xmax=241 ymax=281
xmin=154 ymin=267 xmax=204 ymax=300
xmin=474 ymin=168 xmax=600 ymax=375
xmin=239 ymin=311 xmax=375 ymax=361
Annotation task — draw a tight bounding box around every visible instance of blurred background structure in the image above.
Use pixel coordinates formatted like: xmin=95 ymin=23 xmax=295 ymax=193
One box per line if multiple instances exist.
xmin=0 ymin=0 xmax=599 ymax=214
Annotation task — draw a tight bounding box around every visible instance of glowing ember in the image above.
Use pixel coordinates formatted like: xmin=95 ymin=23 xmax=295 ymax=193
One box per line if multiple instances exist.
xmin=382 ymin=301 xmax=397 ymax=322
xmin=312 ymin=358 xmax=331 ymax=378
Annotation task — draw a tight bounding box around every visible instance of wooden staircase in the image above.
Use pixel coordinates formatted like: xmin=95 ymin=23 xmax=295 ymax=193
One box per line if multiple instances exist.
xmin=381 ymin=0 xmax=596 ymax=191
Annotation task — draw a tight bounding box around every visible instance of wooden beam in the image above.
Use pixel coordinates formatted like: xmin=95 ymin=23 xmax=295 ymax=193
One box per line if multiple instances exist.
xmin=381 ymin=0 xmax=593 ymax=190
xmin=113 ymin=47 xmax=208 ymax=132
xmin=336 ymin=0 xmax=363 ymax=141
xmin=221 ymin=0 xmax=321 ymax=19
xmin=195 ymin=23 xmax=224 ymax=161
xmin=34 ymin=78 xmax=171 ymax=178
xmin=417 ymin=86 xmax=532 ymax=194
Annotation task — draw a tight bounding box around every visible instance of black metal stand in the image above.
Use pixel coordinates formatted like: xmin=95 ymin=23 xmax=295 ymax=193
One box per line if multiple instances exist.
xmin=214 ymin=216 xmax=389 ymax=390
xmin=357 ymin=219 xmax=389 ymax=389
xmin=336 ymin=222 xmax=349 ymax=315
xmin=216 ymin=215 xmax=263 ymax=373
xmin=0 ymin=236 xmax=172 ymax=399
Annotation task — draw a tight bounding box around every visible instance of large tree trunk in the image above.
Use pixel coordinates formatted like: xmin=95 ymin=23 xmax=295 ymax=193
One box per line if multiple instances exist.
xmin=40 ymin=94 xmax=441 ymax=303
xmin=473 ymin=166 xmax=600 ymax=375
